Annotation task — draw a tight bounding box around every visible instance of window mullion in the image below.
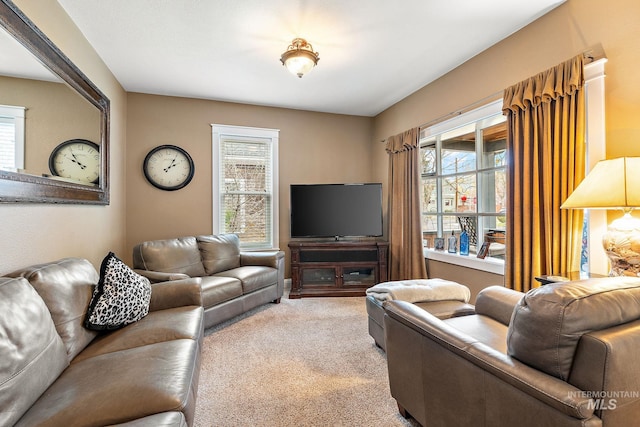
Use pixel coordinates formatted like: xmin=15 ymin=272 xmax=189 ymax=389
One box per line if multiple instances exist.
xmin=435 ymin=135 xmax=443 ymax=237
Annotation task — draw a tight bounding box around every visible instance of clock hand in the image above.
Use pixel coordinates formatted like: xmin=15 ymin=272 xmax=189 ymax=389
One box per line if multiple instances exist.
xmin=65 ymin=154 xmax=87 ymax=169
xmin=164 ymin=157 xmax=178 ymax=172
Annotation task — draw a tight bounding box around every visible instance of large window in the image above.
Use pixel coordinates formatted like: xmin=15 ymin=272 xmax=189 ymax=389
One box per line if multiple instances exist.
xmin=212 ymin=124 xmax=279 ymax=250
xmin=420 ymin=100 xmax=506 ymax=257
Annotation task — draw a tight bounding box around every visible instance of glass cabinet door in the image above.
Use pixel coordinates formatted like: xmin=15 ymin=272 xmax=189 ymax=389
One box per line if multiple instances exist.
xmin=341 ymin=267 xmax=376 ymax=287
xmin=301 ymin=268 xmax=337 ymax=286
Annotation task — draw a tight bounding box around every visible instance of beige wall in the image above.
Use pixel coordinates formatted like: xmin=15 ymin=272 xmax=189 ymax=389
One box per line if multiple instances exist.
xmin=426 ymin=260 xmax=504 ymax=304
xmin=373 ymin=0 xmax=640 ymax=184
xmin=0 ymin=0 xmax=127 ymax=274
xmin=125 ymin=93 xmax=374 ymax=271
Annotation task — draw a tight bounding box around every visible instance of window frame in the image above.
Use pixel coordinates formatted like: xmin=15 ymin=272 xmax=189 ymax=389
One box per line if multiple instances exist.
xmin=0 ymin=104 xmax=26 ymax=172
xmin=419 ymin=99 xmax=506 ymax=258
xmin=211 ymin=124 xmax=279 ymax=250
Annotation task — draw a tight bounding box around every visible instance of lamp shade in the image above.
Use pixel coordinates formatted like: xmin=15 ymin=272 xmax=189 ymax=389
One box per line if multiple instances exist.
xmin=561 ymin=157 xmax=640 ymax=209
xmin=562 ymin=157 xmax=640 ymax=277
xmin=282 ymin=52 xmax=316 ymax=77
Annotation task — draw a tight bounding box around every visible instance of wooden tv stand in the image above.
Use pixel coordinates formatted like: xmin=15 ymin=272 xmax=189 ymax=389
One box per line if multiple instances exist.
xmin=288 ymin=240 xmax=389 ymax=299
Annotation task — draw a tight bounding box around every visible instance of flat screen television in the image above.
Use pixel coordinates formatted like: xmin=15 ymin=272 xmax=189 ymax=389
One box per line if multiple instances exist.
xmin=290 ymin=183 xmax=383 ymax=238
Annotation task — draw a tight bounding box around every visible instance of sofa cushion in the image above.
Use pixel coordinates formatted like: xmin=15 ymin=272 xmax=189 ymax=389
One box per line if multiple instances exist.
xmin=474 ymin=286 xmax=524 ymax=325
xmin=197 ymin=233 xmax=241 ymax=275
xmin=74 ymin=306 xmax=203 ymax=363
xmin=0 ymin=277 xmax=68 ymax=427
xmin=200 ymin=275 xmax=243 ymax=308
xmin=14 ymin=339 xmax=199 ymax=427
xmin=443 ymin=315 xmax=510 ymax=354
xmin=215 ymin=265 xmax=277 ymax=294
xmin=133 ymin=236 xmax=206 ymax=277
xmin=507 ymin=277 xmax=640 ymax=380
xmin=8 ymin=258 xmax=99 ymax=362
xmin=85 ymin=252 xmax=152 ymax=331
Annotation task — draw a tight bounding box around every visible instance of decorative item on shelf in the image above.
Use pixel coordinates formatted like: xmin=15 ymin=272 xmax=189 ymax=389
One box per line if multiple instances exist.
xmin=447 ymin=230 xmax=457 ymax=254
xmin=143 ymin=145 xmax=195 ymax=191
xmin=477 ymin=242 xmax=490 ymax=259
xmin=459 ymin=229 xmax=469 ymax=256
xmin=434 ymin=237 xmax=445 ymax=251
xmin=561 ymin=157 xmax=640 ymax=276
xmin=48 ymin=139 xmax=100 ymax=185
xmin=280 ymin=37 xmax=319 ymax=78
xmin=457 ymin=216 xmax=478 ymax=250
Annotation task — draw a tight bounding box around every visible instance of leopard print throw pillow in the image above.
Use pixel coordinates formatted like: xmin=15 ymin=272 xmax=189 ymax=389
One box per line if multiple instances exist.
xmin=84 ymin=252 xmax=152 ymax=330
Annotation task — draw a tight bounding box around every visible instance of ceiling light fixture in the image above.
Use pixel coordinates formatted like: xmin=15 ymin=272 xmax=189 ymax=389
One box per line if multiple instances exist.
xmin=280 ymin=38 xmax=319 ymax=78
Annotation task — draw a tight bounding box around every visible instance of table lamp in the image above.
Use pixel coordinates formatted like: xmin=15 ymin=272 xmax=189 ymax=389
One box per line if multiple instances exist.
xmin=561 ymin=157 xmax=640 ymax=276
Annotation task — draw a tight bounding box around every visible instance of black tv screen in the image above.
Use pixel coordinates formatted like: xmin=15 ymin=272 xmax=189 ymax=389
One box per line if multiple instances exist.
xmin=290 ymin=183 xmax=383 ymax=238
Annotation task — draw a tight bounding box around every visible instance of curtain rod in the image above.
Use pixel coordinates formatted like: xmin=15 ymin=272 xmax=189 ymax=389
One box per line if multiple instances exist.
xmin=416 ymin=90 xmax=504 ymax=131
xmin=583 ymin=43 xmax=606 ymax=64
xmin=380 ymin=91 xmax=502 ymax=143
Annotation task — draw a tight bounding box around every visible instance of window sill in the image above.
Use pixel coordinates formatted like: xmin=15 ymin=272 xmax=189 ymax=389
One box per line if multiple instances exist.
xmin=424 ymin=248 xmax=505 ymax=276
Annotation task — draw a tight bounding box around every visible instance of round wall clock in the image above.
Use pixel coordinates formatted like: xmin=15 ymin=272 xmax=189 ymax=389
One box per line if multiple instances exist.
xmin=143 ymin=144 xmax=195 ymax=191
xmin=48 ymin=139 xmax=100 ymax=184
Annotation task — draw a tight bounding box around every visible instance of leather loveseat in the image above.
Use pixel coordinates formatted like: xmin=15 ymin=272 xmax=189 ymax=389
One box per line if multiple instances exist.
xmin=1 ymin=257 xmax=203 ymax=427
xmin=384 ymin=279 xmax=640 ymax=427
xmin=133 ymin=233 xmax=284 ymax=329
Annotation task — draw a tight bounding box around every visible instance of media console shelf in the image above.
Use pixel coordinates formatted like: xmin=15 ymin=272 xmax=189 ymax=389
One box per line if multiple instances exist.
xmin=288 ymin=240 xmax=389 ymax=298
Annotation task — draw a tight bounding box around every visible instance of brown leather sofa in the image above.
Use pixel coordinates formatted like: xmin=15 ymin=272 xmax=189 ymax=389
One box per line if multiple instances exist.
xmin=2 ymin=257 xmax=203 ymax=427
xmin=384 ymin=279 xmax=640 ymax=427
xmin=133 ymin=233 xmax=285 ymax=329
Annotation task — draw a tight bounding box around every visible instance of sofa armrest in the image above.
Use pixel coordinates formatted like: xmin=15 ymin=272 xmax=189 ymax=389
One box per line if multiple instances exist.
xmin=384 ymin=300 xmax=595 ymax=420
xmin=149 ymin=278 xmax=202 ymax=311
xmin=134 ymin=269 xmax=190 ymax=283
xmin=474 ymin=286 xmax=523 ymax=325
xmin=240 ymin=251 xmax=285 ymax=269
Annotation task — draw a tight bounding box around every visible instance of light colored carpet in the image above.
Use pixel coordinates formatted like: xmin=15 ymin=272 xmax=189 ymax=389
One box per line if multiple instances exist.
xmin=193 ymin=296 xmax=419 ymax=427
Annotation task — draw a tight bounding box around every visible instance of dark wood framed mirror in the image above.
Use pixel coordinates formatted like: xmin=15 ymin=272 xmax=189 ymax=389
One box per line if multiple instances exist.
xmin=0 ymin=0 xmax=109 ymax=204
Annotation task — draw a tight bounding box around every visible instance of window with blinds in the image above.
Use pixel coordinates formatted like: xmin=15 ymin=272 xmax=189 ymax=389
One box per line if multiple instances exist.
xmin=212 ymin=125 xmax=279 ymax=250
xmin=0 ymin=105 xmax=26 ymax=172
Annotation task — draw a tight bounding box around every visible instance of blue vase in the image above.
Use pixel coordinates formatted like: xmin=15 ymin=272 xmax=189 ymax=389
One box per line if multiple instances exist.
xmin=460 ymin=230 xmax=469 ymax=256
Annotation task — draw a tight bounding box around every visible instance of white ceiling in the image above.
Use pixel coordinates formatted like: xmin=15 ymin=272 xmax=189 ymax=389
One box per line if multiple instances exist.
xmin=56 ymin=0 xmax=566 ymax=117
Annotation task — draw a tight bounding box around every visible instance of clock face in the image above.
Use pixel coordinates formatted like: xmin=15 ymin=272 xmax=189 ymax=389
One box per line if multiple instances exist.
xmin=143 ymin=145 xmax=195 ymax=191
xmin=48 ymin=139 xmax=100 ymax=184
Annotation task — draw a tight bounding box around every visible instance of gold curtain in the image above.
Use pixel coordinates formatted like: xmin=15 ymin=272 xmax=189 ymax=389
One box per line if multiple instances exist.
xmin=502 ymin=55 xmax=585 ymax=292
xmin=386 ymin=128 xmax=428 ymax=280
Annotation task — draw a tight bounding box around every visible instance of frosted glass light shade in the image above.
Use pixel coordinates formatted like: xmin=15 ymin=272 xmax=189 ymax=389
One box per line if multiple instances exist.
xmin=280 ymin=38 xmax=319 ymax=78
xmin=283 ymin=54 xmax=316 ymax=78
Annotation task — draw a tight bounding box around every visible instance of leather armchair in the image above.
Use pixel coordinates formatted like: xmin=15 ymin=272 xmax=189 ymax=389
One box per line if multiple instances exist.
xmin=383 ymin=279 xmax=640 ymax=427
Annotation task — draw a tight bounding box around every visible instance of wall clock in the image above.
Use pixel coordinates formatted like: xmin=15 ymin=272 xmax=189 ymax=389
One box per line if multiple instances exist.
xmin=143 ymin=144 xmax=195 ymax=191
xmin=48 ymin=139 xmax=100 ymax=184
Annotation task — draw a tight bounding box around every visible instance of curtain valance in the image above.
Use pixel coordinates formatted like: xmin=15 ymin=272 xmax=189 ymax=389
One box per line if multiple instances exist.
xmin=502 ymin=55 xmax=584 ymax=113
xmin=385 ymin=128 xmax=419 ymax=154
